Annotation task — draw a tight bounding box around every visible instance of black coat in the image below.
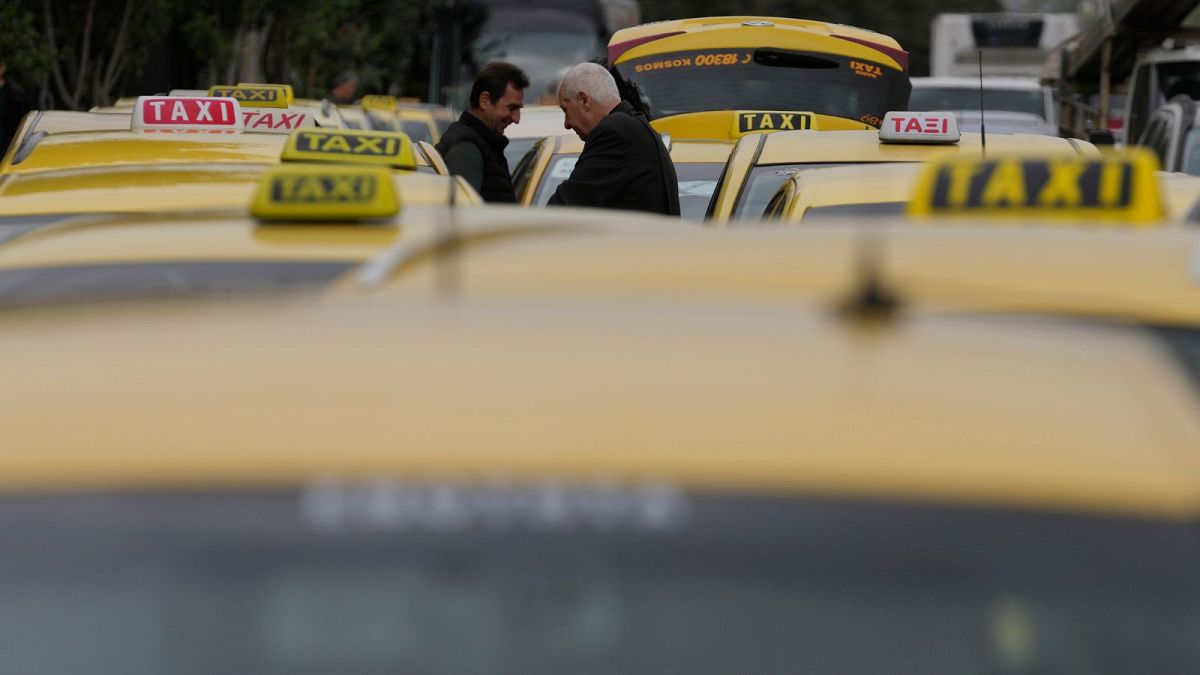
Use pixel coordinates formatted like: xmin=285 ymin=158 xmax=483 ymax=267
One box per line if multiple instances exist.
xmin=435 ymin=111 xmax=517 ymax=203
xmin=548 ymin=102 xmax=680 ymax=216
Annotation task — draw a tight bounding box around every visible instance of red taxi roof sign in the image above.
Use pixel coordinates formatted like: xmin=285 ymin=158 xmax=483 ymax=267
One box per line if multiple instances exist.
xmin=879 ymin=111 xmax=959 ymax=144
xmin=132 ymin=96 xmax=243 ymax=131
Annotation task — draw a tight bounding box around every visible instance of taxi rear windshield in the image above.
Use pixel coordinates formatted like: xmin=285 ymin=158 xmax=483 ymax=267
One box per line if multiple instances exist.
xmin=2 ymin=487 xmax=1198 ymax=674
xmin=615 ymin=48 xmax=911 ymax=126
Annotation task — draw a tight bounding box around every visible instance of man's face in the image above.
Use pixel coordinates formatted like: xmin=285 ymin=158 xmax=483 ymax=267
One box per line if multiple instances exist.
xmin=560 ymin=92 xmax=594 ymax=141
xmin=479 ymin=83 xmax=524 ymax=133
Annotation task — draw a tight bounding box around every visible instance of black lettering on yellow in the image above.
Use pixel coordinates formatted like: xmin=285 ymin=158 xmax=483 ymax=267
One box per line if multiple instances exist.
xmin=270 ymin=175 xmax=378 ymax=203
xmin=928 ymin=159 xmax=1135 ymax=211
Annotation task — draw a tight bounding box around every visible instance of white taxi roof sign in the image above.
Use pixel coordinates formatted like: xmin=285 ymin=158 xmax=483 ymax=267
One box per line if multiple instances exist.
xmin=908 ymin=149 xmax=1165 ymax=225
xmin=252 ymin=164 xmax=400 ymax=221
xmin=242 ymin=107 xmax=315 ymax=134
xmin=132 ymin=96 xmax=243 ymax=131
xmin=879 ymin=111 xmax=960 ymax=144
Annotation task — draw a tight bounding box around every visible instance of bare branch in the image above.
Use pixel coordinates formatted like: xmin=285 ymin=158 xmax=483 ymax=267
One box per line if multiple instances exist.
xmin=72 ymin=0 xmax=97 ymax=106
xmin=41 ymin=0 xmax=75 ymax=108
xmin=100 ymin=0 xmax=136 ymax=95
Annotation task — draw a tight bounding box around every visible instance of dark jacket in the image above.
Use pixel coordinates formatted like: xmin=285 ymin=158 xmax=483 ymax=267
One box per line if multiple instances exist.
xmin=435 ymin=111 xmax=516 ymax=203
xmin=548 ymin=101 xmax=679 ymax=216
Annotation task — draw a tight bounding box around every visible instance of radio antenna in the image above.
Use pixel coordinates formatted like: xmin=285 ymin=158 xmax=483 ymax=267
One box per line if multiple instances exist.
xmin=978 ymin=50 xmax=987 ymax=158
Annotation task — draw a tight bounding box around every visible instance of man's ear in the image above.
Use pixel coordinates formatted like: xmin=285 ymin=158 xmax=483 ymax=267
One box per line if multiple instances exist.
xmin=577 ymin=91 xmax=590 ymax=110
xmin=478 ymin=91 xmax=492 ymax=108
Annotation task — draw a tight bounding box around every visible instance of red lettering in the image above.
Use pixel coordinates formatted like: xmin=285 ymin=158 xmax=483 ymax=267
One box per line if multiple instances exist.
xmin=139 ymin=97 xmax=239 ymax=127
xmin=891 ymin=116 xmax=905 ymax=132
xmin=904 ymin=118 xmax=922 ymax=133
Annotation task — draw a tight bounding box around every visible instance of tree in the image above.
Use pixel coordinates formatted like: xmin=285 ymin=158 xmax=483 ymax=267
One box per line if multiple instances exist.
xmin=33 ymin=0 xmax=173 ymax=109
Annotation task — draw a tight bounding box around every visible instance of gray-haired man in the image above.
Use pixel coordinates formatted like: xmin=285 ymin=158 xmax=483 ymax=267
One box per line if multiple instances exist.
xmin=548 ymin=63 xmax=679 ymax=216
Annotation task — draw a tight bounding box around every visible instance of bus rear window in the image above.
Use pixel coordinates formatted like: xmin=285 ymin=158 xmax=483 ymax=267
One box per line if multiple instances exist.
xmin=615 ymin=48 xmax=911 ymax=127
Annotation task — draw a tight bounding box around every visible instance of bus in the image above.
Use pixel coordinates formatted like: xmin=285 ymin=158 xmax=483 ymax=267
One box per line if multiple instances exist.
xmin=428 ymin=0 xmax=639 ymax=109
xmin=607 ymin=17 xmax=911 ymax=140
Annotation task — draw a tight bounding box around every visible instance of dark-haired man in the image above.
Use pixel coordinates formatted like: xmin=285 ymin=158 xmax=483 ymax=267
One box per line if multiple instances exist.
xmin=435 ymin=62 xmax=529 ymax=203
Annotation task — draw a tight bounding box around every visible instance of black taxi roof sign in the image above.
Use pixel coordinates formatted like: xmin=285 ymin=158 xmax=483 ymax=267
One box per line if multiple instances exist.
xmin=252 ymin=165 xmax=400 ymax=221
xmin=730 ymin=111 xmax=816 ymax=138
xmin=908 ymin=151 xmax=1165 ymax=225
xmin=132 ymin=96 xmax=243 ymax=131
xmin=281 ymin=128 xmax=416 ymax=170
xmin=207 ymin=84 xmax=290 ymax=108
xmin=879 ymin=111 xmax=959 ymax=144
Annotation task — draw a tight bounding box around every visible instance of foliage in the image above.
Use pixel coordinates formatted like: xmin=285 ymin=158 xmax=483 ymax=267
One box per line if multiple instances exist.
xmin=0 ymin=0 xmax=51 ymax=86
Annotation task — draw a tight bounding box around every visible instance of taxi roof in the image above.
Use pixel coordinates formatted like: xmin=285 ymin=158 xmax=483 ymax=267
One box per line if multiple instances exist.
xmin=753 ymin=129 xmax=1095 ymax=165
xmin=2 ymin=221 xmax=1200 ymax=518
xmin=0 ymin=164 xmax=475 ymax=216
xmin=610 ymin=16 xmax=905 ymax=66
xmin=7 ymin=130 xmax=286 ymax=173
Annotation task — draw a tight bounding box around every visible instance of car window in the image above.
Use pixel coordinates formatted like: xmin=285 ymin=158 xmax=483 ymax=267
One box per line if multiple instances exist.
xmin=504 ymin=137 xmax=540 ymax=174
xmin=1140 ymin=115 xmax=1172 ymax=167
xmin=401 ymin=120 xmax=434 ymax=145
xmin=534 ymin=153 xmax=578 ymax=206
xmin=733 ymin=163 xmax=859 ymax=221
xmin=3 ymin=489 xmax=1199 ymax=673
xmin=675 ymin=162 xmax=724 ymax=221
xmin=1182 ymin=128 xmax=1200 ymax=177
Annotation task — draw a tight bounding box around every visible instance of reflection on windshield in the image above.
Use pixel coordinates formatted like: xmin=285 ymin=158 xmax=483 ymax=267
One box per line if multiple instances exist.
xmin=3 ymin=488 xmax=1199 ymax=674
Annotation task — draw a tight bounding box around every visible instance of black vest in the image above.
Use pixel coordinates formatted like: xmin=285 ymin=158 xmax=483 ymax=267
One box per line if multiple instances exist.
xmin=435 ymin=112 xmax=517 ymax=203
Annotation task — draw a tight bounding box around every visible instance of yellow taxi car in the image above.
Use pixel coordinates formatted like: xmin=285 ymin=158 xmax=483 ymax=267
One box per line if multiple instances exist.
xmin=511 ymin=133 xmax=733 ymax=219
xmin=608 ymin=16 xmax=910 ymax=140
xmin=2 ymin=185 xmax=1200 ymax=670
xmin=711 ymin=111 xmax=1100 ymax=223
xmin=503 ymin=104 xmax=566 ymax=171
xmin=763 ymin=144 xmax=1195 ymax=227
xmin=0 ymin=125 xmax=480 ymax=216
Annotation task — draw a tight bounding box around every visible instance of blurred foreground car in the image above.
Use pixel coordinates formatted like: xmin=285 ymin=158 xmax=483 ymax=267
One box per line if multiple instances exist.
xmin=2 ymin=155 xmax=1200 ymax=670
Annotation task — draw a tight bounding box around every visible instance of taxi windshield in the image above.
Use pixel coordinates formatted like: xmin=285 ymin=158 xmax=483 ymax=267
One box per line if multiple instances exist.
xmin=2 ymin=489 xmax=1199 ymax=673
xmin=614 ymin=48 xmax=911 ymax=126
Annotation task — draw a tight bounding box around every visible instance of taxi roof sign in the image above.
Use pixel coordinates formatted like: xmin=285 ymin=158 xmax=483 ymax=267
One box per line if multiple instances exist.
xmin=879 ymin=111 xmax=959 ymax=144
xmin=252 ymin=165 xmax=400 ymax=221
xmin=208 ymin=84 xmax=290 ymax=108
xmin=730 ymin=111 xmax=816 ymax=138
xmin=242 ymin=107 xmax=315 ymax=134
xmin=908 ymin=150 xmax=1165 ymax=225
xmin=237 ymin=82 xmax=295 ymax=105
xmin=132 ymin=96 xmax=243 ymax=131
xmin=361 ymin=95 xmax=399 ymax=111
xmin=281 ymin=128 xmax=416 ymax=170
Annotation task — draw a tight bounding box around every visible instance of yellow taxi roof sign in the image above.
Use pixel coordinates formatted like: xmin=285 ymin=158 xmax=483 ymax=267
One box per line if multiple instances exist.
xmin=361 ymin=95 xmax=399 ymax=111
xmin=281 ymin=128 xmax=417 ymax=170
xmin=237 ymin=82 xmax=295 ymax=105
xmin=252 ymin=165 xmax=400 ymax=221
xmin=730 ymin=111 xmax=817 ymax=138
xmin=908 ymin=150 xmax=1165 ymax=225
xmin=207 ymin=84 xmax=289 ymax=108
